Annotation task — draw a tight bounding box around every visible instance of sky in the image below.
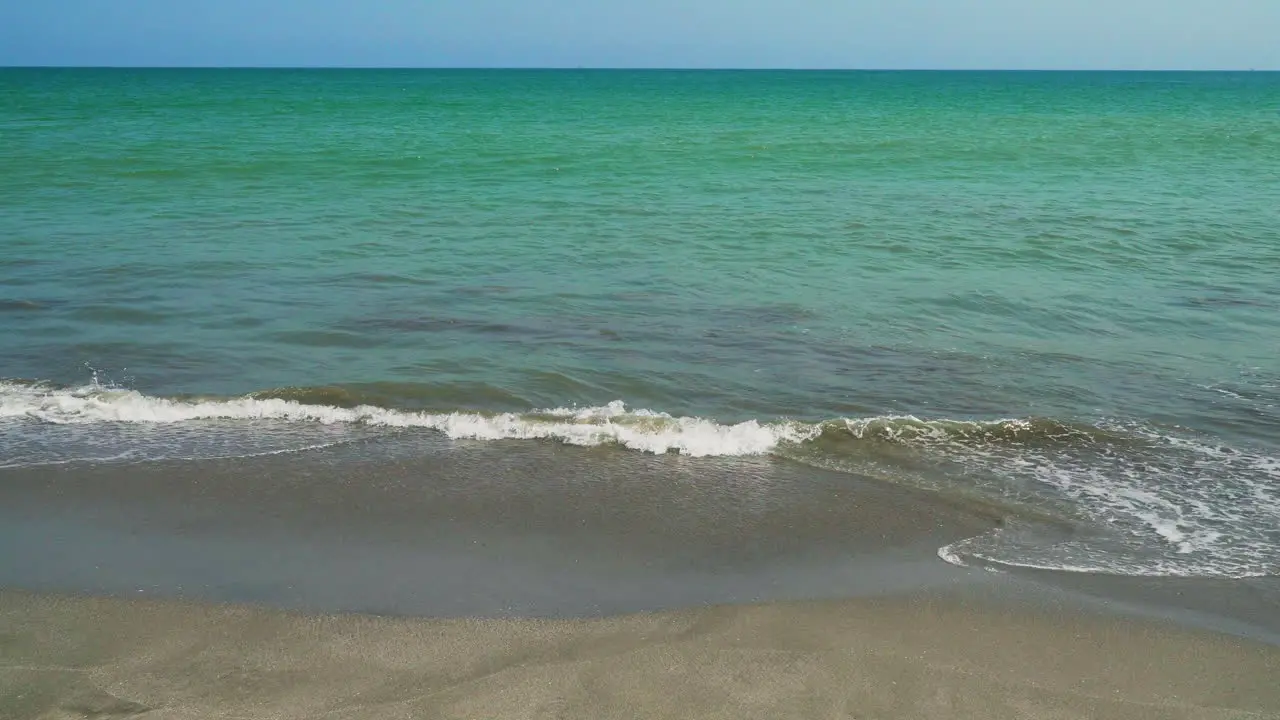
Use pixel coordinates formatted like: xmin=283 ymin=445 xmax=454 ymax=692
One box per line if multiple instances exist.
xmin=1 ymin=0 xmax=1278 ymax=70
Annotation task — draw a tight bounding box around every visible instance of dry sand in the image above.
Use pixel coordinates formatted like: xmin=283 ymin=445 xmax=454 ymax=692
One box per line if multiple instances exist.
xmin=3 ymin=589 xmax=1278 ymax=720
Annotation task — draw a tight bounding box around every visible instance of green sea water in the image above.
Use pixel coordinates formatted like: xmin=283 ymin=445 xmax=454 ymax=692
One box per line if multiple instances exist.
xmin=1 ymin=69 xmax=1279 ymax=578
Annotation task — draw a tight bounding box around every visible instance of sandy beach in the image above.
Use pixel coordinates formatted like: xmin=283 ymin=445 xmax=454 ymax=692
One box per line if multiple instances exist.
xmin=3 ymin=445 xmax=1278 ymax=719
xmin=4 ymin=588 xmax=1279 ymax=720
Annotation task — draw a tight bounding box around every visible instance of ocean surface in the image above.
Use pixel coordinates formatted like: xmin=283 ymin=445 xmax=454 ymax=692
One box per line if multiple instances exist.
xmin=2 ymin=69 xmax=1278 ymax=584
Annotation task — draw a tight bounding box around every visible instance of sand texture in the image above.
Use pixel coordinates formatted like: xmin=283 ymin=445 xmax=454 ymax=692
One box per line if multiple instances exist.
xmin=3 ymin=590 xmax=1278 ymax=720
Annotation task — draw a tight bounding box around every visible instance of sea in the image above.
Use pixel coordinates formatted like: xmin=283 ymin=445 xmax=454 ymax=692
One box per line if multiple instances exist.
xmin=1 ymin=69 xmax=1278 ymax=597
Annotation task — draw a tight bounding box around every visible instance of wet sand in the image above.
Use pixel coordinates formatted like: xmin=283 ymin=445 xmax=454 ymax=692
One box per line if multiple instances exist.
xmin=4 ymin=589 xmax=1279 ymax=720
xmin=2 ymin=442 xmax=1279 ymax=718
xmin=0 ymin=444 xmax=1005 ymax=617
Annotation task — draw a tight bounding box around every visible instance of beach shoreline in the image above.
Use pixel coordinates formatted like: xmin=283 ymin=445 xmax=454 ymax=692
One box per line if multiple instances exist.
xmin=3 ymin=444 xmax=1279 ymax=718
xmin=0 ymin=444 xmax=1008 ymax=619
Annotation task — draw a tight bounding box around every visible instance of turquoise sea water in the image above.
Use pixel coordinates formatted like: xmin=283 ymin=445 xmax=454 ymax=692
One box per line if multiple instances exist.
xmin=2 ymin=69 xmax=1278 ymax=578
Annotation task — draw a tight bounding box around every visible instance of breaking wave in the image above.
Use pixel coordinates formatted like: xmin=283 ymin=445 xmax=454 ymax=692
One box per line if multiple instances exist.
xmin=1 ymin=381 xmax=817 ymax=457
xmin=2 ymin=380 xmax=1278 ymax=579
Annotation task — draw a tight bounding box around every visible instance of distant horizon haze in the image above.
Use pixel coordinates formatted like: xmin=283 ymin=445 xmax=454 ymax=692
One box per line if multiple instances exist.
xmin=1 ymin=0 xmax=1277 ymax=71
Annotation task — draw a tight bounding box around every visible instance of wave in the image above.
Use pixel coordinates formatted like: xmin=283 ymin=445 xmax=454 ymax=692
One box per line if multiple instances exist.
xmin=0 ymin=380 xmax=1131 ymax=456
xmin=1 ymin=381 xmax=817 ymax=457
xmin=3 ymin=379 xmax=1278 ymax=579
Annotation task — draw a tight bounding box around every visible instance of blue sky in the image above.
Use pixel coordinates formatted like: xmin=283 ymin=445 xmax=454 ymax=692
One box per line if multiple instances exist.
xmin=2 ymin=0 xmax=1277 ymax=69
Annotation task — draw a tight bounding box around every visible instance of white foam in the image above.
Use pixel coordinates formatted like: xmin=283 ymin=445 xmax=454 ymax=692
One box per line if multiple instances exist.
xmin=0 ymin=383 xmax=818 ymax=458
xmin=0 ymin=450 xmax=140 ymax=470
xmin=941 ymin=539 xmax=1273 ymax=578
xmin=5 ymin=380 xmax=1278 ymax=578
xmin=842 ymin=414 xmax=1036 ymax=443
xmin=935 ymin=543 xmax=970 ymax=567
xmin=1250 ymin=456 xmax=1280 ymax=479
xmin=922 ymin=425 xmax=1280 ymax=578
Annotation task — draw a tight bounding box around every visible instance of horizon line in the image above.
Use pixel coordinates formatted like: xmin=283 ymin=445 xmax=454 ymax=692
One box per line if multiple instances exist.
xmin=2 ymin=65 xmax=1277 ymax=73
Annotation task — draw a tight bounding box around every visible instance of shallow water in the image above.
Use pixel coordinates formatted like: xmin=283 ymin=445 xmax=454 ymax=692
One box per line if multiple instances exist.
xmin=2 ymin=69 xmax=1278 ymax=579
